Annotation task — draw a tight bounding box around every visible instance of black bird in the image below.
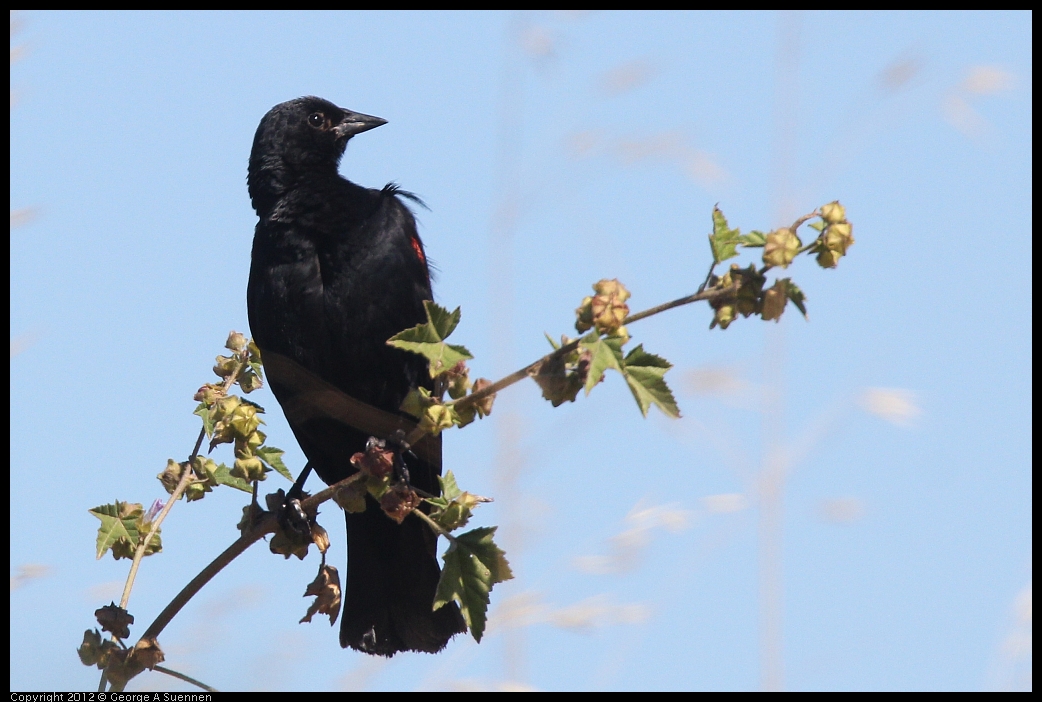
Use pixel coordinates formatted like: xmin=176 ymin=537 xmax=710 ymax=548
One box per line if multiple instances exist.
xmin=246 ymin=96 xmax=466 ymax=655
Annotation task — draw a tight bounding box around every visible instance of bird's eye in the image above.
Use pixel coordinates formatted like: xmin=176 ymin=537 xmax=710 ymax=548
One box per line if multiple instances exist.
xmin=307 ymin=113 xmax=325 ymax=129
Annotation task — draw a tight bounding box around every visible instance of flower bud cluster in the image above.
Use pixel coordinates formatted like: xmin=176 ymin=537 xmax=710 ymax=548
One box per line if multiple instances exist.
xmin=814 ymin=201 xmax=854 ymax=268
xmin=576 ymin=279 xmax=631 ymax=335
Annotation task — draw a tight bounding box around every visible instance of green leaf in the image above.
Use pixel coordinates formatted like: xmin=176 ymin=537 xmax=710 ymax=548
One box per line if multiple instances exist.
xmin=434 ymin=526 xmax=513 ymax=643
xmin=400 ymin=386 xmax=433 ymax=418
xmin=426 ymin=301 xmax=462 ymax=338
xmin=621 ymin=345 xmax=681 ymax=418
xmin=424 ymin=471 xmax=461 ymax=514
xmin=88 ymin=502 xmax=161 ymax=560
xmin=438 ymin=470 xmax=463 ymax=502
xmin=89 ymin=502 xmax=141 ymax=560
xmin=543 ymin=332 xmax=560 ymax=350
xmin=387 ymin=301 xmax=474 ymax=378
xmin=709 ymin=206 xmax=742 ymax=263
xmin=808 ymin=220 xmax=826 ymax=232
xmin=425 ymin=471 xmax=489 ymax=531
xmin=579 ymin=334 xmax=625 ymax=394
xmin=782 ymin=278 xmax=809 ymax=319
xmin=256 ymin=445 xmax=292 ymax=482
xmin=738 ymin=230 xmax=767 ymax=247
xmin=213 ymin=463 xmax=254 ymax=493
xmin=194 ymin=402 xmax=214 ymax=438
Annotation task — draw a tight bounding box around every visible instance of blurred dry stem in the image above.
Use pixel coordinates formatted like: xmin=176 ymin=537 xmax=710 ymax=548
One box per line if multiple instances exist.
xmin=10 ymin=563 xmax=51 ymax=591
xmin=991 ymin=582 xmax=1032 ymax=691
xmin=599 ymin=58 xmax=656 ymax=96
xmin=877 ymin=55 xmax=923 ymax=93
xmin=10 ymin=329 xmax=41 ymax=358
xmin=702 ymin=493 xmax=749 ymax=514
xmin=493 ymin=590 xmax=651 ymax=631
xmin=10 ymin=207 xmax=35 ymax=227
xmin=860 ymin=388 xmax=921 ymax=428
xmin=573 ymin=501 xmax=693 ymax=574
xmin=943 ymin=64 xmax=1016 ymax=139
xmin=818 ymin=498 xmax=865 ymax=524
xmin=567 ymin=128 xmax=728 ymax=188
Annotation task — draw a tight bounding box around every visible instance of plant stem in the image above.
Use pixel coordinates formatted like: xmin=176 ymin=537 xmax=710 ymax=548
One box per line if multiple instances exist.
xmin=622 ymin=283 xmax=735 ymax=325
xmin=412 ymin=507 xmax=454 ymax=542
xmin=697 ymin=259 xmax=717 ymax=294
xmin=119 ymin=361 xmax=243 ymax=613
xmin=141 ymin=512 xmax=275 ymax=641
xmin=413 ymin=281 xmax=738 ymax=450
xmin=153 ymin=666 xmax=219 ymax=693
xmin=140 ymin=471 xmax=365 ymax=643
xmin=117 ymin=425 xmax=206 ymax=612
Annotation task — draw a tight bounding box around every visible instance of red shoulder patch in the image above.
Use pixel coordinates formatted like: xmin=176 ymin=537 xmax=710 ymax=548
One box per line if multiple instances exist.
xmin=409 ymin=235 xmax=426 ymax=265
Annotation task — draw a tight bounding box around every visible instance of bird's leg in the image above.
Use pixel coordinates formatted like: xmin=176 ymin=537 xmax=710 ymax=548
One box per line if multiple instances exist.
xmin=287 ymin=462 xmax=313 ymax=500
xmin=277 ymin=462 xmax=313 ymax=539
xmin=393 ymin=453 xmax=411 ymax=488
xmin=385 ymin=430 xmax=412 ymax=487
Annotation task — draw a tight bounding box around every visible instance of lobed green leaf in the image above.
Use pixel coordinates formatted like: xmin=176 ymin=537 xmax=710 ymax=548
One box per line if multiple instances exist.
xmin=783 ymin=278 xmax=809 ymax=319
xmin=580 ymin=334 xmax=625 ymax=394
xmin=388 ymin=301 xmax=473 ymax=378
xmin=709 ymin=206 xmax=742 ymax=263
xmin=434 ymin=526 xmax=513 ymax=643
xmin=194 ymin=403 xmax=214 ymax=438
xmin=213 ymin=463 xmax=253 ymax=493
xmin=256 ymin=445 xmax=292 ymax=482
xmin=621 ymin=345 xmax=680 ymax=418
xmin=738 ymin=230 xmax=767 ymax=247
xmin=426 ymin=471 xmax=489 ymax=531
xmin=89 ymin=502 xmax=161 ymax=560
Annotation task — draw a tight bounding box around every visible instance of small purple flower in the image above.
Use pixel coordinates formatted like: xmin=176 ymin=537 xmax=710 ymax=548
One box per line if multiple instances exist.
xmin=145 ymin=499 xmax=164 ymax=523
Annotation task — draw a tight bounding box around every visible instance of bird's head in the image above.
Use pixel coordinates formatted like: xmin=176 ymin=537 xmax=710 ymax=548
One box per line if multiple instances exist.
xmin=248 ymin=96 xmax=387 ymax=211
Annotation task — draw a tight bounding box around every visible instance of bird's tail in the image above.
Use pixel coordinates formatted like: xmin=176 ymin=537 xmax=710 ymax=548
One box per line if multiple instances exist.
xmin=340 ymin=501 xmax=466 ymax=655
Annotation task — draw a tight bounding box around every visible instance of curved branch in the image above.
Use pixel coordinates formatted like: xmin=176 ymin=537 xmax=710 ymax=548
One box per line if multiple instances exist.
xmin=140 ymin=471 xmax=364 ymax=642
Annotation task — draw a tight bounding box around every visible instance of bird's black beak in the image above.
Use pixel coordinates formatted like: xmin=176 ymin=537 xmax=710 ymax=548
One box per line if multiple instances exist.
xmin=334 ymin=109 xmax=387 ymax=139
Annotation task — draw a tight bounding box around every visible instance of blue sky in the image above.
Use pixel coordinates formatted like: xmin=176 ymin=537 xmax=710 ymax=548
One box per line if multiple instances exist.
xmin=10 ymin=11 xmax=1032 ymax=691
